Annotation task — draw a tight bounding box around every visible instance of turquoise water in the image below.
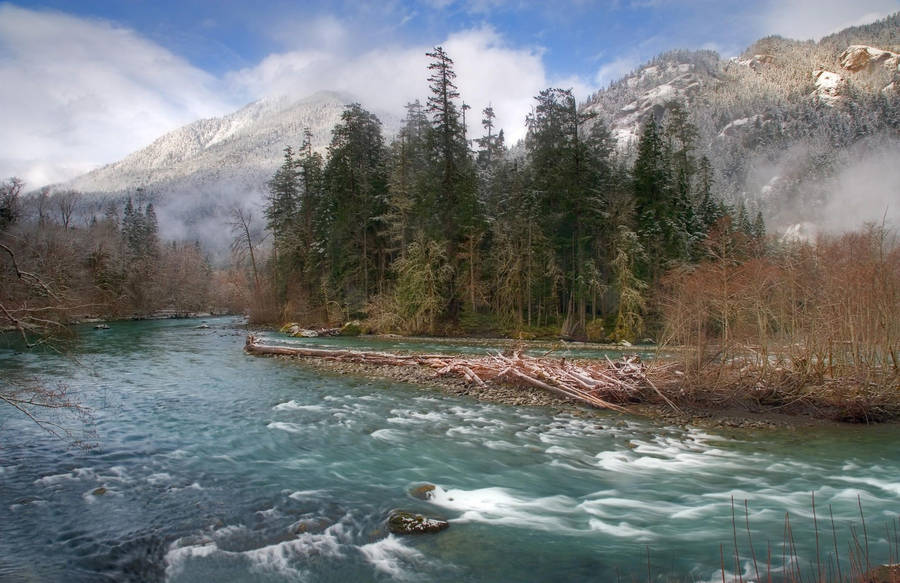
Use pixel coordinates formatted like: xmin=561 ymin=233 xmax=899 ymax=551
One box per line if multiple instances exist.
xmin=1 ymin=317 xmax=897 ymax=582
xmin=259 ymin=331 xmax=663 ymax=361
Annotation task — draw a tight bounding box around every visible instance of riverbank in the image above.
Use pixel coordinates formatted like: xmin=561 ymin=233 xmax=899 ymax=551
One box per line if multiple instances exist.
xmin=252 ymin=345 xmax=886 ymax=430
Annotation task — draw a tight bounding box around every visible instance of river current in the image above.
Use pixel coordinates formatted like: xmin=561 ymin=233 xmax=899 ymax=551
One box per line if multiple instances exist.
xmin=1 ymin=317 xmax=897 ymax=582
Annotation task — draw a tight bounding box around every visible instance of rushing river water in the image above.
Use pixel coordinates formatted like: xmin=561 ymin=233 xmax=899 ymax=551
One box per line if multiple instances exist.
xmin=1 ymin=317 xmax=898 ymax=582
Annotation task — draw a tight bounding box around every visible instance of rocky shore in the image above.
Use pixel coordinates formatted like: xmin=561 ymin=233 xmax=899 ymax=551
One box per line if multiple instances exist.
xmin=266 ymin=353 xmax=836 ymax=430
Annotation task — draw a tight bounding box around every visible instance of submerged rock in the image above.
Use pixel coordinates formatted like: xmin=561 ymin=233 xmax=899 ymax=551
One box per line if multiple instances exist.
xmin=92 ymin=487 xmax=108 ymax=496
xmin=409 ymin=483 xmax=436 ymax=500
xmin=387 ymin=510 xmax=449 ymax=535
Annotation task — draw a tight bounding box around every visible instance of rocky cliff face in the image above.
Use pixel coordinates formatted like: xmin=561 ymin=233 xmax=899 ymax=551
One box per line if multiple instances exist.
xmin=840 ymin=45 xmax=900 ymax=74
xmin=581 ymin=15 xmax=899 ymax=233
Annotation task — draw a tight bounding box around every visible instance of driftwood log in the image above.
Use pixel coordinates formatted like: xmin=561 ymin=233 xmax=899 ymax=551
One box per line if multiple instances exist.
xmin=245 ymin=335 xmax=677 ymax=414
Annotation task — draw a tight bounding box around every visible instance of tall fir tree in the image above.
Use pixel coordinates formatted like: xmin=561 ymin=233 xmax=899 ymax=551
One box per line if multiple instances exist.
xmin=423 ymin=46 xmax=481 ymax=322
xmin=386 ymin=101 xmax=430 ymax=258
xmin=323 ymin=103 xmax=389 ymax=305
xmin=526 ymin=87 xmax=613 ymax=338
xmin=633 ymin=116 xmax=678 ymax=280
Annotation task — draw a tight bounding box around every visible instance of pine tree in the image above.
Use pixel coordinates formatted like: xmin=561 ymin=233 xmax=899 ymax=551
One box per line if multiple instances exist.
xmin=633 ymin=116 xmax=677 ymax=280
xmin=697 ymin=156 xmax=722 ymax=234
xmin=143 ymin=203 xmax=159 ymax=259
xmin=120 ymin=194 xmax=161 ymax=313
xmin=526 ymin=87 xmax=613 ymax=338
xmin=476 ymin=105 xmax=504 ymax=171
xmin=266 ymin=146 xmax=300 ymax=243
xmin=386 ymin=101 xmax=430 ymax=259
xmin=423 ymin=46 xmax=481 ymax=322
xmin=323 ymin=103 xmax=389 ymax=305
xmin=297 ymin=129 xmax=325 ymax=250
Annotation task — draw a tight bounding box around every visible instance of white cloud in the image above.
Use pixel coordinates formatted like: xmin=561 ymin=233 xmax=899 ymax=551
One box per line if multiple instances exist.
xmin=593 ymin=54 xmax=641 ymax=87
xmin=757 ymin=0 xmax=899 ymax=41
xmin=228 ymin=25 xmax=549 ymax=143
xmin=0 ymin=4 xmax=236 ymax=187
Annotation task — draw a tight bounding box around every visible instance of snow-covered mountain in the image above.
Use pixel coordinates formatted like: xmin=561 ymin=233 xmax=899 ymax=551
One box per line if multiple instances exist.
xmin=583 ymin=13 xmax=900 ymax=232
xmin=68 ymin=90 xmax=382 ymax=196
xmin=62 ymin=91 xmax=399 ymax=250
xmin=60 ymin=15 xmax=899 ymax=246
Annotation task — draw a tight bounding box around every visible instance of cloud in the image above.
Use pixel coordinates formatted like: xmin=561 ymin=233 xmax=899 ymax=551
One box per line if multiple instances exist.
xmin=820 ymin=139 xmax=900 ymax=233
xmin=228 ymin=25 xmax=549 ymax=143
xmin=757 ymin=0 xmax=899 ymax=41
xmin=0 ymin=4 xmax=236 ymax=187
xmin=593 ymin=54 xmax=641 ymax=87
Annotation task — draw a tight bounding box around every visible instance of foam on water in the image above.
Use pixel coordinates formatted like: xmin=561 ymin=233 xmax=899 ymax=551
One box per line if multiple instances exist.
xmin=427 ymin=485 xmax=584 ymax=532
xmin=587 ymin=518 xmax=655 ymax=539
xmin=244 ymin=532 xmax=342 ymax=576
xmin=388 ymin=409 xmax=447 ymax=424
xmin=483 ymin=440 xmax=520 ymax=451
xmin=164 ymin=541 xmax=218 ymax=579
xmin=267 ymin=421 xmax=304 ymax=434
xmin=146 ymin=472 xmax=172 ymax=485
xmin=34 ymin=467 xmax=96 ymax=486
xmin=370 ymin=428 xmax=406 ymax=443
xmin=163 ymin=512 xmax=433 ymax=582
xmin=274 ymin=400 xmax=326 ymax=412
xmin=669 ymin=502 xmax=726 ymax=520
xmin=833 ymin=475 xmax=900 ymax=496
xmin=288 ymin=489 xmax=325 ymax=500
xmin=165 ymin=521 xmax=349 ymax=580
xmin=358 ymin=535 xmax=426 ymax=579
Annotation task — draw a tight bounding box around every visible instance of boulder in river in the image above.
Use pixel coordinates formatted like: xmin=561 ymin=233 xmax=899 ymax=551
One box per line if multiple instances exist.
xmin=387 ymin=510 xmax=449 ymax=535
xmin=409 ymin=483 xmax=437 ymax=500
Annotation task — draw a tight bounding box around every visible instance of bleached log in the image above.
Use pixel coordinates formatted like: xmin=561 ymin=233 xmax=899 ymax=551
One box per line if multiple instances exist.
xmin=244 ymin=335 xmax=668 ymax=413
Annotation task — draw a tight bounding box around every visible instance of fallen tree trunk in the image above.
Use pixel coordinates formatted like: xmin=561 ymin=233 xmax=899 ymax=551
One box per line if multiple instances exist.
xmin=244 ymin=334 xmax=661 ymax=413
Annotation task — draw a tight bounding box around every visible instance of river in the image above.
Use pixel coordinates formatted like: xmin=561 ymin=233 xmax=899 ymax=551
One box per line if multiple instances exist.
xmin=1 ymin=317 xmax=897 ymax=582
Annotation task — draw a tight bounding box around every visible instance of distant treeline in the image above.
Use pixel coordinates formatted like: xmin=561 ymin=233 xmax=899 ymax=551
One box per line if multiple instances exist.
xmin=0 ymin=182 xmax=244 ymax=329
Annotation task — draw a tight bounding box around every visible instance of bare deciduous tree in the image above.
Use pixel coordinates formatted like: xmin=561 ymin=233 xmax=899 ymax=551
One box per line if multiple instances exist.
xmin=228 ymin=206 xmax=263 ymax=292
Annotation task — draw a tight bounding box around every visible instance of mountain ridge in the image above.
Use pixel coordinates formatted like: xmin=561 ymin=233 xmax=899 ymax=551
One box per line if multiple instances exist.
xmin=59 ymin=14 xmax=900 ymax=243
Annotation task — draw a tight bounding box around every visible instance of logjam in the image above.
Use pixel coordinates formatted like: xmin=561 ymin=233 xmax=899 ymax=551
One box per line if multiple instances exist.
xmin=245 ymin=335 xmax=675 ymax=413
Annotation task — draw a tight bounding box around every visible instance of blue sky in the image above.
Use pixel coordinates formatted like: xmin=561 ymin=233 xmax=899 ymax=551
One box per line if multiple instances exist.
xmin=2 ymin=0 xmax=898 ymax=185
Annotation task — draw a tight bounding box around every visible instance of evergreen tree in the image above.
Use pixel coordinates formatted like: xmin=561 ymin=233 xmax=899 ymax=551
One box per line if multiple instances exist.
xmin=476 ymin=105 xmax=504 ymax=171
xmin=144 ymin=203 xmax=159 ymax=259
xmin=526 ymin=87 xmax=613 ymax=338
xmin=298 ymin=129 xmax=325 ymax=249
xmin=386 ymin=101 xmax=430 ymax=258
xmin=323 ymin=103 xmax=389 ymax=305
xmin=266 ymin=146 xmax=300 ymax=243
xmin=633 ymin=116 xmax=677 ymax=280
xmin=120 ymin=194 xmax=161 ymax=312
xmin=697 ymin=155 xmax=722 ymax=234
xmin=423 ymin=46 xmax=481 ymax=321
